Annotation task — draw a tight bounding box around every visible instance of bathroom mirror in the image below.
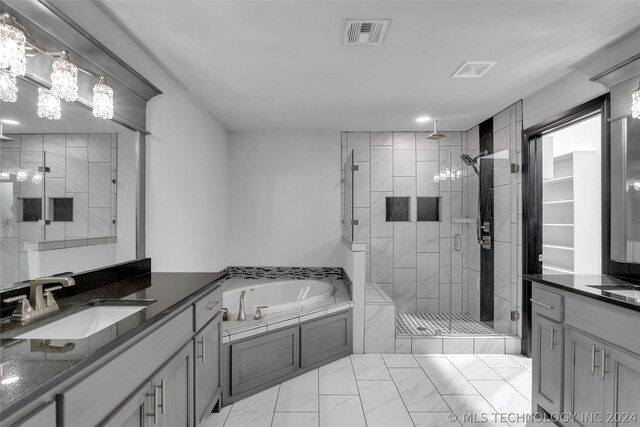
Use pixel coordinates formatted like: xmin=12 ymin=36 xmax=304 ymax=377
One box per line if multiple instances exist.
xmin=610 ymin=116 xmax=640 ymax=263
xmin=0 ymin=78 xmax=138 ymax=290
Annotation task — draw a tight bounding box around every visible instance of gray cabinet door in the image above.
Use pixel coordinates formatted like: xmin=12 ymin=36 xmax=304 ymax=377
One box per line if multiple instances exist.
xmin=532 ymin=313 xmax=563 ymax=415
xmin=194 ymin=312 xmax=221 ymax=424
xmin=603 ymin=346 xmax=640 ymax=426
xmin=300 ymin=310 xmax=352 ymax=368
xmin=99 ymin=382 xmax=154 ymax=427
xmin=153 ymin=343 xmax=194 ymax=427
xmin=564 ymin=328 xmax=605 ymax=427
xmin=230 ymin=326 xmax=299 ymax=396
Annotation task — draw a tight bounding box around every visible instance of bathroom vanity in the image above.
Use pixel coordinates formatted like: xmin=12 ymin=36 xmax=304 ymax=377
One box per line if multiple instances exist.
xmin=526 ymin=274 xmax=640 ymax=425
xmin=0 ymin=260 xmax=226 ymax=427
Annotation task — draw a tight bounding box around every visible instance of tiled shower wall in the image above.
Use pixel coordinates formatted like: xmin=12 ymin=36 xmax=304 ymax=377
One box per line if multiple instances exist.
xmin=341 ymin=99 xmax=523 ymax=337
xmin=341 ymin=131 xmax=466 ymax=315
xmin=0 ymin=133 xmax=117 ymax=289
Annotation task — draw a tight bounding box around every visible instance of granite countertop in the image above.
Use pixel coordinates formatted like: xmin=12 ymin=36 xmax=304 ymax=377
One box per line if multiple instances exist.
xmin=524 ymin=274 xmax=640 ymax=312
xmin=0 ymin=271 xmax=226 ymax=410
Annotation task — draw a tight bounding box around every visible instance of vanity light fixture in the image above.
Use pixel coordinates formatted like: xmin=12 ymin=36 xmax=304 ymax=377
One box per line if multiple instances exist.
xmin=0 ymin=70 xmax=17 ymax=102
xmin=415 ymin=116 xmax=431 ymax=123
xmin=0 ymin=13 xmax=115 ymax=120
xmin=37 ymin=87 xmax=61 ymax=120
xmin=632 ymin=81 xmax=640 ymax=119
xmin=50 ymin=51 xmax=78 ymax=102
xmin=92 ymin=76 xmax=114 ymax=119
xmin=0 ymin=13 xmax=26 ymax=77
xmin=1 ymin=118 xmax=19 ymax=125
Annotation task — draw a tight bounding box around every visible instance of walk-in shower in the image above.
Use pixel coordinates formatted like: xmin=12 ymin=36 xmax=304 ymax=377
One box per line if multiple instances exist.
xmin=342 ymin=114 xmax=523 ymax=351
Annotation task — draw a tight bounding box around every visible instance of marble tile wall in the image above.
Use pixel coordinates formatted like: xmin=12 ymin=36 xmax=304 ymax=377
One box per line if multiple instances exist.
xmin=341 ymin=131 xmax=466 ymax=314
xmin=0 ymin=133 xmax=117 ymax=289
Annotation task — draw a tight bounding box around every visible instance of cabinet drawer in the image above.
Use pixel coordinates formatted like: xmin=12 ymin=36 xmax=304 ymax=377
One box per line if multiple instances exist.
xmin=531 ymin=285 xmax=564 ymax=322
xmin=13 ymin=402 xmax=56 ymax=427
xmin=229 ymin=326 xmax=299 ymax=396
xmin=194 ymin=285 xmax=222 ymax=332
xmin=300 ymin=310 xmax=352 ymax=368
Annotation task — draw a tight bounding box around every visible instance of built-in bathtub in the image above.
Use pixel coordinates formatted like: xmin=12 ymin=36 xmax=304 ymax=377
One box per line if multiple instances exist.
xmin=223 ymin=279 xmax=335 ymax=318
xmin=219 ymin=276 xmax=352 ymax=404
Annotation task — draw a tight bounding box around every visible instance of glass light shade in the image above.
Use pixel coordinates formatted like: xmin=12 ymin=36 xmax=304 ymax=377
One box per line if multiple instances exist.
xmin=632 ymin=84 xmax=640 ymax=119
xmin=50 ymin=55 xmax=78 ymax=102
xmin=0 ymin=171 xmax=10 ymax=180
xmin=0 ymin=15 xmax=26 ymax=77
xmin=92 ymin=77 xmax=114 ymax=119
xmin=37 ymin=88 xmax=61 ymax=120
xmin=0 ymin=71 xmax=17 ymax=102
xmin=31 ymin=173 xmax=43 ymax=185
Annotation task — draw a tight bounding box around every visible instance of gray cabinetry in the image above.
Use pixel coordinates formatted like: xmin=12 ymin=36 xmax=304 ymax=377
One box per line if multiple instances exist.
xmin=59 ymin=307 xmax=193 ymax=427
xmin=564 ymin=328 xmax=606 ymax=427
xmin=230 ymin=326 xmax=299 ymax=396
xmin=153 ymin=343 xmax=194 ymax=427
xmin=13 ymin=402 xmax=56 ymax=427
xmin=194 ymin=312 xmax=222 ymax=424
xmin=223 ymin=309 xmax=353 ymax=405
xmin=300 ymin=310 xmax=351 ymax=368
xmin=604 ymin=345 xmax=640 ymax=426
xmin=532 ymin=313 xmax=563 ymax=415
xmin=100 ymin=382 xmax=154 ymax=427
xmin=530 ymin=281 xmax=640 ymax=427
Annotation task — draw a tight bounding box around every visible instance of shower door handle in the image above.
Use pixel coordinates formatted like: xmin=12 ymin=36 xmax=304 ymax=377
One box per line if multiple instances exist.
xmin=454 ymin=234 xmax=463 ymax=252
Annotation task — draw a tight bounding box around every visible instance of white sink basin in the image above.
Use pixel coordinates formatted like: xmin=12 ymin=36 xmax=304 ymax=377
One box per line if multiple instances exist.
xmin=15 ymin=305 xmax=146 ymax=340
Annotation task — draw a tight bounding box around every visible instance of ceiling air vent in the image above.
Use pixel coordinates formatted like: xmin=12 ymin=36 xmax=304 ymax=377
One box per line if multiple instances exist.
xmin=344 ymin=19 xmax=390 ymax=45
xmin=451 ymin=61 xmax=497 ymax=78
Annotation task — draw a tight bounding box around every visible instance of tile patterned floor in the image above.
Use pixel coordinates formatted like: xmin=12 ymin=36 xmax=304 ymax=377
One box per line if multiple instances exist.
xmin=396 ymin=313 xmax=499 ymax=336
xmin=203 ymin=353 xmax=553 ymax=427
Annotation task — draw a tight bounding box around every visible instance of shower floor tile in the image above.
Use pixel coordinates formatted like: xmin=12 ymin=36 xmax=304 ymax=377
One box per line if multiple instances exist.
xmin=396 ymin=313 xmax=499 ymax=335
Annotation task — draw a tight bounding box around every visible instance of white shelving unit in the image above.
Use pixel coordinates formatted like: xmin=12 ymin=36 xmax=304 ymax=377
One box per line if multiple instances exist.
xmin=542 ymin=151 xmax=600 ymax=274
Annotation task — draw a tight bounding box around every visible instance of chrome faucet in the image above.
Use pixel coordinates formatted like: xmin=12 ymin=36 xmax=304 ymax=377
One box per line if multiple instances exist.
xmin=3 ymin=276 xmax=75 ymax=323
xmin=237 ymin=291 xmax=246 ymax=321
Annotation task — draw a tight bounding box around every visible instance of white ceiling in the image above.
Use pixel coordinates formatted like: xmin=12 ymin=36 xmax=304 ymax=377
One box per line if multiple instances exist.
xmin=95 ymin=1 xmax=640 ymax=132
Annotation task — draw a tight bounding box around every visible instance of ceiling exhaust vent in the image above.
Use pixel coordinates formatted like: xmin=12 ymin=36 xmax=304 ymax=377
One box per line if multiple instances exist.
xmin=451 ymin=61 xmax=497 ymax=78
xmin=344 ymin=19 xmax=390 ymax=45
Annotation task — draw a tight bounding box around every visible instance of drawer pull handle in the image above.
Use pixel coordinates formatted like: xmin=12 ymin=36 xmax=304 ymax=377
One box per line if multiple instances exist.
xmin=146 ymin=386 xmax=160 ymax=424
xmin=158 ymin=379 xmax=166 ymax=415
xmin=591 ymin=345 xmax=599 ymax=373
xmin=206 ymin=302 xmax=220 ymax=311
xmin=530 ymin=298 xmax=553 ymax=310
xmin=601 ymin=349 xmax=609 ymax=380
xmin=198 ymin=336 xmax=206 ymax=363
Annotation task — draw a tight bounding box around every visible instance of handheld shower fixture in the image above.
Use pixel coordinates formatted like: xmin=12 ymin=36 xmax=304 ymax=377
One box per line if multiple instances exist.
xmin=460 ymin=150 xmax=489 ymax=244
xmin=460 ymin=150 xmax=488 ymax=174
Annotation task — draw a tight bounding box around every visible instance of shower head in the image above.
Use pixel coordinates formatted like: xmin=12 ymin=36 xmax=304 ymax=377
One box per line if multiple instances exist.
xmin=426 ymin=119 xmax=446 ymax=140
xmin=460 ymin=150 xmax=488 ymax=174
